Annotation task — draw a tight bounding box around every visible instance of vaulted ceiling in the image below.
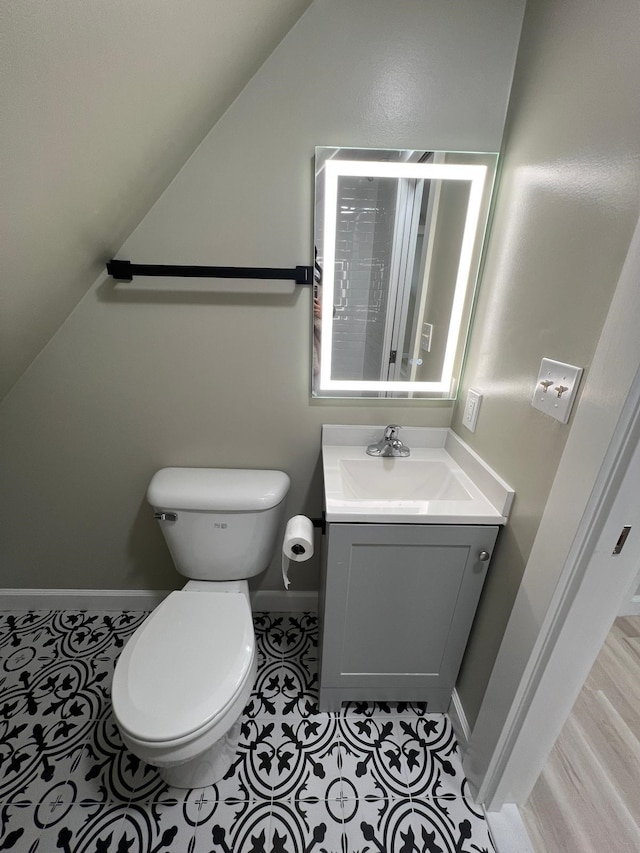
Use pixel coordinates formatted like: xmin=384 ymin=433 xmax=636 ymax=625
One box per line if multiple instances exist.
xmin=0 ymin=0 xmax=311 ymax=400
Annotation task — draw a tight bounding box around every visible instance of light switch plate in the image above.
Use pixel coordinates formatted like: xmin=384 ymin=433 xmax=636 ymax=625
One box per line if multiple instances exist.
xmin=420 ymin=323 xmax=433 ymax=352
xmin=532 ymin=358 xmax=583 ymax=424
xmin=462 ymin=388 xmax=482 ymax=432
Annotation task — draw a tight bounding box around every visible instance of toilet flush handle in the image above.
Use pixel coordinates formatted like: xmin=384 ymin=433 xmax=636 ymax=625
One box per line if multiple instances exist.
xmin=154 ymin=512 xmax=177 ymax=522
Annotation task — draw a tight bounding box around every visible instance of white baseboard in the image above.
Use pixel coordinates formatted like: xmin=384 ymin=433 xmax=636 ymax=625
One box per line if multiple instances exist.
xmin=484 ymin=804 xmax=536 ymax=853
xmin=619 ymin=594 xmax=640 ymax=616
xmin=250 ymin=589 xmax=318 ymax=612
xmin=0 ymin=588 xmax=318 ymax=613
xmin=0 ymin=589 xmax=172 ymax=610
xmin=448 ymin=688 xmax=471 ymax=751
xmin=446 ymin=693 xmax=534 ymax=852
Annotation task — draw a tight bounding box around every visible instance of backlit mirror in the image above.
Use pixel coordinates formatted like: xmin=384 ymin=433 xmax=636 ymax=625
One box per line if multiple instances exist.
xmin=312 ymin=147 xmax=498 ymax=399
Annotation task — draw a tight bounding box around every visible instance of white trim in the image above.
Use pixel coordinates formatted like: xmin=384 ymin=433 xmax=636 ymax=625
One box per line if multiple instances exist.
xmin=618 ymin=567 xmax=640 ymax=615
xmin=0 ymin=589 xmax=171 ymax=610
xmin=448 ymin=688 xmax=471 ymax=750
xmin=464 ymin=212 xmax=640 ymax=807
xmin=484 ymin=805 xmax=536 ymax=853
xmin=0 ymin=588 xmax=319 ymax=614
xmin=450 ymin=688 xmax=536 ymax=852
xmin=409 ymin=154 xmax=445 ymax=380
xmin=619 ymin=595 xmax=640 ymax=617
xmin=250 ymin=589 xmax=318 ymax=612
xmin=483 ymin=391 xmax=640 ymax=807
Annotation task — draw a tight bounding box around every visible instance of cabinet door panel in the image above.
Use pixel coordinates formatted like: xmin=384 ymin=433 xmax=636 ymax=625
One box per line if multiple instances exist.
xmin=319 ymin=523 xmax=498 ymax=707
xmin=341 ymin=542 xmax=467 ymax=674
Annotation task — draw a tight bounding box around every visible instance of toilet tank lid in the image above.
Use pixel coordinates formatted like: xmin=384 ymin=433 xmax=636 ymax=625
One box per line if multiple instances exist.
xmin=147 ymin=467 xmax=290 ymax=511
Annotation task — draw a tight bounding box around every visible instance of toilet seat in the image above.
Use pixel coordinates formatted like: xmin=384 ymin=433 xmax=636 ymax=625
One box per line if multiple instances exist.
xmin=112 ymin=590 xmax=254 ymax=744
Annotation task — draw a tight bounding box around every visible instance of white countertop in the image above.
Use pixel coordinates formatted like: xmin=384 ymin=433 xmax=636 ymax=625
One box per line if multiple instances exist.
xmin=322 ymin=426 xmax=514 ymax=525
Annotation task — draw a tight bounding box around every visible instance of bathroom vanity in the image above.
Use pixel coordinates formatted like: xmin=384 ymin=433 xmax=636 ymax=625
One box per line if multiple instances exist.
xmin=318 ymin=425 xmax=514 ymax=712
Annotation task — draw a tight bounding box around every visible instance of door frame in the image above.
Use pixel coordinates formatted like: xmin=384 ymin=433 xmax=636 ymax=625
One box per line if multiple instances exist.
xmin=384 ymin=177 xmax=423 ymax=381
xmin=462 ymin=213 xmax=640 ymax=809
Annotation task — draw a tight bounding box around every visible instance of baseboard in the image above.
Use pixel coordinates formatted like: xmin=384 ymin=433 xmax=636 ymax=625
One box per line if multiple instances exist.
xmin=619 ymin=594 xmax=640 ymax=616
xmin=448 ymin=688 xmax=471 ymax=751
xmin=445 ymin=693 xmax=535 ymax=851
xmin=0 ymin=588 xmax=319 ymax=613
xmin=0 ymin=589 xmax=172 ymax=610
xmin=250 ymin=589 xmax=319 ymax=612
xmin=484 ymin=804 xmax=536 ymax=853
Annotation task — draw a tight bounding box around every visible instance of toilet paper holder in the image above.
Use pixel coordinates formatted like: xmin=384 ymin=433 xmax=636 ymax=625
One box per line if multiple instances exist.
xmin=310 ymin=515 xmax=325 ymax=535
xmin=282 ymin=514 xmax=321 ymax=590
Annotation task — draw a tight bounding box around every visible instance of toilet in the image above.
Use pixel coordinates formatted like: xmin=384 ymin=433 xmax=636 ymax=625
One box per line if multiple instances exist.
xmin=111 ymin=467 xmax=290 ymax=788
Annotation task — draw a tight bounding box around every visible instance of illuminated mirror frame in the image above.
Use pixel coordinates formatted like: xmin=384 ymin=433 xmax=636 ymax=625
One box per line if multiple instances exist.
xmin=318 ymin=157 xmax=491 ymax=397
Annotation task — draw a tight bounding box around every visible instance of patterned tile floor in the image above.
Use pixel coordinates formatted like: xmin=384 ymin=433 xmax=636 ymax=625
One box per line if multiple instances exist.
xmin=0 ymin=610 xmax=495 ymax=852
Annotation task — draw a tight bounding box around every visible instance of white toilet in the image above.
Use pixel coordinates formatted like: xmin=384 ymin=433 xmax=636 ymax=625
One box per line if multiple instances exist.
xmin=111 ymin=467 xmax=290 ymax=788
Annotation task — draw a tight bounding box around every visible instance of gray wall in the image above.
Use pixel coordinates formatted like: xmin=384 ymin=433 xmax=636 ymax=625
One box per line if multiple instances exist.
xmin=452 ymin=0 xmax=640 ymax=727
xmin=0 ymin=0 xmax=312 ymax=400
xmin=0 ymin=0 xmax=524 ymax=594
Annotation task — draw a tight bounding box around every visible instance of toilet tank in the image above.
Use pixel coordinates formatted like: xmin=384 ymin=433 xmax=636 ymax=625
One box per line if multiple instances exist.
xmin=147 ymin=468 xmax=290 ymax=581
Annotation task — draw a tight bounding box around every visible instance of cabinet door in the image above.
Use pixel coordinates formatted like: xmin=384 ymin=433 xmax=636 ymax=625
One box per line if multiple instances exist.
xmin=319 ymin=524 xmax=498 ymax=710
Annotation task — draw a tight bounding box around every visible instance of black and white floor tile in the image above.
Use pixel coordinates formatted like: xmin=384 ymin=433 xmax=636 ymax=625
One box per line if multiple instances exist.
xmin=0 ymin=609 xmax=495 ymax=852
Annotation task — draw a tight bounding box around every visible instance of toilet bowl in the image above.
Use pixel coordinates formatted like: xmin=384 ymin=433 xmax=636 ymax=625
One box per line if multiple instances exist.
xmin=112 ymin=585 xmax=256 ymax=787
xmin=111 ymin=467 xmax=290 ymax=788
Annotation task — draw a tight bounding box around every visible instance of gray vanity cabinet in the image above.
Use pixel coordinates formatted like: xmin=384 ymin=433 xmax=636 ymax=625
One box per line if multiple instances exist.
xmin=318 ymin=523 xmax=499 ymax=712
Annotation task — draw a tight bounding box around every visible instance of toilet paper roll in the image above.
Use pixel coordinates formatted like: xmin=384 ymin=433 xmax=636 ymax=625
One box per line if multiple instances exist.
xmin=282 ymin=515 xmax=314 ymax=589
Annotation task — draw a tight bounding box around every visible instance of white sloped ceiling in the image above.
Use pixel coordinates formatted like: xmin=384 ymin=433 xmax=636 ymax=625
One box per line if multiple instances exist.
xmin=0 ymin=0 xmax=311 ymax=400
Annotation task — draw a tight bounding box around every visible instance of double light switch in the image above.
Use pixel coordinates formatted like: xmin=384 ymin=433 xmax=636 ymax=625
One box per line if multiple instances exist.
xmin=532 ymin=358 xmax=583 ymax=424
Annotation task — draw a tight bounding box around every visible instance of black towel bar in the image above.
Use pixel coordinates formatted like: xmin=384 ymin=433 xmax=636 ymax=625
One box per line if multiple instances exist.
xmin=106 ymin=259 xmax=313 ymax=285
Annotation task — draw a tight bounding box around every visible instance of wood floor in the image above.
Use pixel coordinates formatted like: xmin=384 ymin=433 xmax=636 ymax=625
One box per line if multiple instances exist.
xmin=520 ymin=616 xmax=640 ymax=853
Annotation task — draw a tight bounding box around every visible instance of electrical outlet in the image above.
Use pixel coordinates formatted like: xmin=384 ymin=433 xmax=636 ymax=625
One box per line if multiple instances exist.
xmin=532 ymin=358 xmax=583 ymax=424
xmin=462 ymin=388 xmax=482 ymax=432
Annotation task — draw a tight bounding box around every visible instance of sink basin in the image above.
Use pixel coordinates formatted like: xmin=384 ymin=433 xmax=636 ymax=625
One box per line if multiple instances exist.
xmin=322 ymin=425 xmax=514 ymax=524
xmin=339 ymin=458 xmax=472 ymax=502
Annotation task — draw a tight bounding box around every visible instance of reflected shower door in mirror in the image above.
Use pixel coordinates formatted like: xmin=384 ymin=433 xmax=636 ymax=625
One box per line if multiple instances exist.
xmin=312 ymin=148 xmax=498 ymax=399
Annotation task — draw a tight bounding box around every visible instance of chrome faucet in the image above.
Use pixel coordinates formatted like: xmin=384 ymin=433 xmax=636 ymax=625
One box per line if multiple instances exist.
xmin=366 ymin=424 xmax=411 ymax=457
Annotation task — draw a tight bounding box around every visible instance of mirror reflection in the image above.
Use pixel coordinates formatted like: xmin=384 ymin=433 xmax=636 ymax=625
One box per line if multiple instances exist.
xmin=313 ymin=147 xmax=498 ymax=399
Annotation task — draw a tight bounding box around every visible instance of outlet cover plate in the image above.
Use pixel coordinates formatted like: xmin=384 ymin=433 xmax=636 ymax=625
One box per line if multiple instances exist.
xmin=462 ymin=388 xmax=482 ymax=432
xmin=532 ymin=358 xmax=583 ymax=424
